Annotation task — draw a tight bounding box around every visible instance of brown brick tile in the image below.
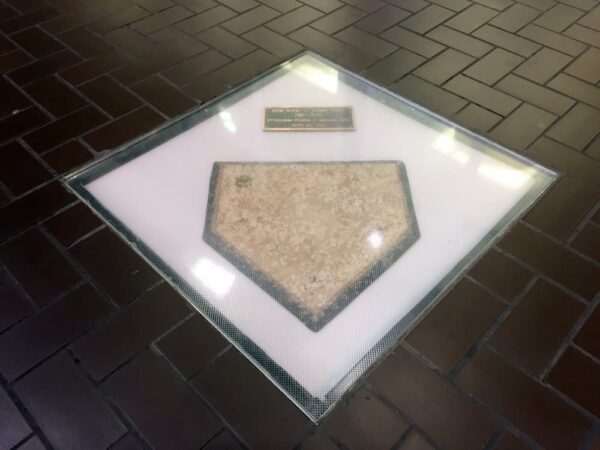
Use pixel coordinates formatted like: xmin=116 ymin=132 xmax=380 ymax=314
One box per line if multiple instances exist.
xmin=413 ymin=48 xmax=475 ymax=85
xmin=150 ymin=26 xmax=209 ymax=58
xmin=0 ymin=386 xmax=31 ymax=449
xmin=0 ymin=141 xmax=51 ymax=196
xmin=548 ymin=73 xmax=600 ymax=110
xmin=73 ymin=283 xmax=189 ymax=380
xmin=490 ymin=279 xmax=583 ymax=376
xmin=5 ymin=0 xmax=47 ymax=13
xmin=0 ymin=6 xmax=18 ymax=22
xmin=14 ymin=352 xmax=126 ymax=449
xmin=335 ymin=26 xmax=397 ymax=58
xmin=41 ymin=6 xmax=105 ymax=35
xmin=547 ymin=346 xmax=600 ymax=417
xmin=163 ymin=49 xmax=230 ymax=85
xmin=494 ymin=433 xmax=530 ymax=450
xmin=193 ymin=349 xmax=312 ymax=448
xmin=259 ymin=0 xmax=301 ymax=13
xmin=572 ymin=223 xmax=600 ymax=261
xmin=11 ymin=26 xmax=65 ymax=58
xmin=526 ymin=137 xmax=600 ymax=190
xmin=111 ymin=50 xmax=183 ymax=85
xmin=489 ymin=103 xmax=556 ymax=150
xmin=221 ymin=5 xmax=280 ymax=34
xmin=131 ymin=75 xmax=196 ymax=117
xmin=546 ymin=103 xmax=600 ymax=151
xmin=578 ymin=4 xmax=600 ymax=31
xmin=428 ymin=0 xmax=472 ymax=11
xmin=464 ymin=48 xmax=523 ymax=85
xmin=534 ymin=3 xmax=584 ymax=32
xmin=445 ymin=75 xmax=521 ymax=115
xmin=355 ymin=5 xmax=410 ymax=34
xmin=42 ymin=140 xmax=93 ymax=174
xmin=400 ymin=5 xmax=454 ymax=34
xmin=518 ymin=0 xmax=557 ymax=11
xmin=458 ymin=347 xmax=591 ymax=450
xmin=0 ymin=181 xmax=74 ymax=243
xmin=0 ymin=228 xmax=80 ymax=306
xmin=70 ymin=228 xmax=160 ymax=307
xmin=406 ymin=279 xmax=505 ymax=372
xmin=323 ymin=388 xmax=409 ymax=449
xmin=524 ymin=176 xmax=599 ymax=240
xmin=0 ymin=284 xmax=32 ymax=332
xmin=574 ymin=305 xmax=599 ymax=359
xmin=0 ymin=34 xmax=16 ymax=54
xmin=369 ymin=347 xmax=497 ymax=450
xmin=301 ymin=433 xmax=338 ymax=450
xmin=445 ymin=4 xmax=498 ymax=33
xmin=0 ymin=7 xmax=59 ymax=34
xmin=427 ymin=25 xmax=494 ymax=57
xmin=496 ymin=74 xmax=575 ymax=115
xmin=514 ymin=47 xmax=572 ymax=84
xmin=519 ymin=24 xmax=587 ymax=56
xmin=311 ymin=5 xmax=367 ymax=34
xmin=60 ymin=49 xmax=131 ymax=85
xmin=83 ymin=106 xmax=164 ymax=151
xmin=266 ymin=5 xmax=323 ymax=34
xmin=243 ymin=26 xmax=303 ymax=57
xmin=499 ymin=223 xmax=600 ymax=299
xmin=489 ymin=3 xmax=541 ymax=33
xmin=0 ymin=284 xmax=113 ymax=381
xmin=343 ymin=0 xmax=387 ymax=12
xmin=131 ymin=5 xmax=193 ymax=34
xmin=0 ymin=49 xmax=33 ymax=73
xmin=469 ymin=249 xmax=532 ymax=301
xmin=156 ymin=314 xmax=228 ymax=378
xmin=0 ymin=78 xmax=31 ymax=117
xmin=300 ymin=0 xmax=344 ymax=13
xmin=109 ymin=434 xmax=145 ymax=450
xmin=363 ymin=49 xmax=426 ymax=85
xmin=177 ymin=5 xmax=237 ymax=34
xmin=8 ymin=49 xmax=80 ymax=86
xmin=58 ymin=27 xmax=113 ymax=57
xmin=473 ymin=25 xmax=541 ymax=57
xmin=44 ymin=202 xmax=102 ymax=247
xmin=106 ymin=351 xmax=221 ymax=449
xmin=197 ymin=26 xmax=256 ymax=58
xmin=89 ymin=6 xmax=151 ymax=34
xmin=565 ymin=47 xmax=600 ymax=84
xmin=219 ymin=0 xmax=259 ymax=12
xmin=78 ymin=76 xmax=141 ymax=117
xmin=203 ymin=430 xmax=244 ymax=449
xmin=380 ymin=26 xmax=445 ymax=58
xmin=211 ymin=48 xmax=279 ymax=85
xmin=24 ymin=106 xmax=107 ymax=153
xmin=392 ymin=74 xmax=468 ymax=116
xmin=454 ymin=103 xmax=502 ymax=132
xmin=137 ymin=0 xmax=177 ymax=13
xmin=182 ymin=74 xmax=228 ymax=101
xmin=564 ymin=23 xmax=600 ymax=47
xmin=104 ymin=27 xmax=155 ymax=58
xmin=397 ymin=432 xmax=436 ymax=450
xmin=0 ymin=107 xmax=49 ymax=143
xmin=24 ymin=75 xmax=87 ymax=117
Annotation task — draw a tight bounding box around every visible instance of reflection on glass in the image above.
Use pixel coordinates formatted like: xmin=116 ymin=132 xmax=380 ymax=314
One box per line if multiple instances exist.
xmin=219 ymin=111 xmax=237 ymax=133
xmin=477 ymin=164 xmax=532 ymax=189
xmin=191 ymin=258 xmax=235 ymax=297
xmin=285 ymin=62 xmax=339 ymax=93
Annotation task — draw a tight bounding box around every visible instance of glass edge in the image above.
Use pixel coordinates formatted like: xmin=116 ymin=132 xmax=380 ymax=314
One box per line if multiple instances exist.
xmin=61 ymin=50 xmax=559 ymax=423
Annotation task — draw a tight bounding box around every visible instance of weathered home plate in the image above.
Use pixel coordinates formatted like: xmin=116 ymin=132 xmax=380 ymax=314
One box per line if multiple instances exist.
xmin=65 ymin=52 xmax=556 ymax=422
xmin=204 ymin=161 xmax=419 ymax=331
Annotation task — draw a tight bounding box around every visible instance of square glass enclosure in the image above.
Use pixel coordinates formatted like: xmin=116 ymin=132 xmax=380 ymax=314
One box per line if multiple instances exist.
xmin=65 ymin=52 xmax=556 ymax=422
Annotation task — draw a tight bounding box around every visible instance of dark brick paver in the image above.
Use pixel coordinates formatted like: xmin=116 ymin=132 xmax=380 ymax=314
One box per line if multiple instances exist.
xmin=0 ymin=0 xmax=598 ymax=448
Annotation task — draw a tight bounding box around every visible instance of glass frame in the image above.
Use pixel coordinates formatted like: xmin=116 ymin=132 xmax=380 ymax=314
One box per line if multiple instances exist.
xmin=64 ymin=51 xmax=557 ymax=422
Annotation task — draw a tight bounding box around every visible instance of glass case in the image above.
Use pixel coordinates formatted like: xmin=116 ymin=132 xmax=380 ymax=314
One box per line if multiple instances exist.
xmin=65 ymin=52 xmax=556 ymax=422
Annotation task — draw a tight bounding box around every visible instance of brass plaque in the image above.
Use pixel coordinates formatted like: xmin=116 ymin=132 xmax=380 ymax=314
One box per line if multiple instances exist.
xmin=264 ymin=106 xmax=354 ymax=131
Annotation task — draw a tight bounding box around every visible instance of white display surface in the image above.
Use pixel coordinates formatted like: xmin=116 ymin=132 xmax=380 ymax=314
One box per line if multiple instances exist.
xmin=68 ymin=54 xmax=554 ymax=420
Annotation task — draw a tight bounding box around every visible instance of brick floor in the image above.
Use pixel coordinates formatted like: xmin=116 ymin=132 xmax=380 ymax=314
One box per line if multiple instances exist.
xmin=0 ymin=0 xmax=598 ymax=449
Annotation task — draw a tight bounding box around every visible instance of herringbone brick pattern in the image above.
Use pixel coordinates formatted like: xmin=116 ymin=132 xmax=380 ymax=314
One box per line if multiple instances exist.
xmin=0 ymin=0 xmax=599 ymax=448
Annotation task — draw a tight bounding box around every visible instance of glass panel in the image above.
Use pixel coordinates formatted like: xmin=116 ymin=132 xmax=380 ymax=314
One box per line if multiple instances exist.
xmin=65 ymin=52 xmax=556 ymax=422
